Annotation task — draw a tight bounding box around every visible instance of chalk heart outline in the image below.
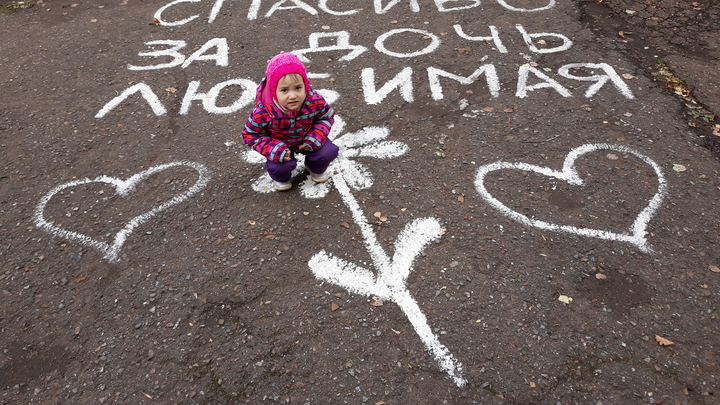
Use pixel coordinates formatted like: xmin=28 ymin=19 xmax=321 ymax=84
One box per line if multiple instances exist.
xmin=34 ymin=161 xmax=211 ymax=263
xmin=474 ymin=143 xmax=668 ymax=253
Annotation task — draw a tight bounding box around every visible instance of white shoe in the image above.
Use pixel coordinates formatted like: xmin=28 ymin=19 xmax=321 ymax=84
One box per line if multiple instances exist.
xmin=273 ymin=180 xmax=292 ymax=191
xmin=307 ymin=168 xmax=329 ymax=183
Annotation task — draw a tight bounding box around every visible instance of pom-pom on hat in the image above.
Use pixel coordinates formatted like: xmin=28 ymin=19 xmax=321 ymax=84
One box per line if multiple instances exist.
xmin=261 ymin=52 xmax=311 ymax=109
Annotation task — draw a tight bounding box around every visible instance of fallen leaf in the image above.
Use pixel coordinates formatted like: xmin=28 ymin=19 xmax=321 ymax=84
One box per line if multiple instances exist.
xmin=375 ymin=402 xmax=386 ymax=405
xmin=165 ymin=87 xmax=177 ymax=93
xmin=330 ymin=302 xmax=339 ymax=311
xmin=482 ymin=107 xmax=495 ymax=112
xmin=153 ymin=18 xmax=161 ymax=25
xmin=374 ymin=211 xmax=382 ymax=218
xmin=558 ymin=295 xmax=573 ymax=304
xmin=529 ymin=382 xmax=537 ymax=388
xmin=709 ymin=265 xmax=720 ymax=273
xmin=673 ymin=164 xmax=687 ymax=172
xmin=74 ymin=276 xmax=88 ymax=283
xmin=321 ymin=25 xmax=330 ymax=29
xmin=713 ymin=125 xmax=720 ymax=136
xmin=595 ymin=273 xmax=607 ymax=280
xmin=622 ymin=73 xmax=635 ymax=79
xmin=457 ymin=47 xmax=471 ymax=54
xmin=458 ymin=195 xmax=464 ymax=203
xmin=655 ymin=335 xmax=675 ymax=346
xmin=370 ymin=300 xmax=384 ymax=307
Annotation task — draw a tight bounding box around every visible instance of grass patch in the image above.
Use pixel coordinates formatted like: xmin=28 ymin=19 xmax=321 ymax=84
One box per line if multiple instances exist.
xmin=0 ymin=1 xmax=33 ymax=14
xmin=654 ymin=59 xmax=717 ymax=131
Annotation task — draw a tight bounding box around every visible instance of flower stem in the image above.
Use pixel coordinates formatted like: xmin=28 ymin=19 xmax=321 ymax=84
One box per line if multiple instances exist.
xmin=332 ymin=174 xmax=391 ymax=270
xmin=331 ymin=174 xmax=466 ymax=387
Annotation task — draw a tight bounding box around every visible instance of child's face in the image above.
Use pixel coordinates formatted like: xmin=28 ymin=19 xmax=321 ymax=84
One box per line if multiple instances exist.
xmin=275 ymin=73 xmax=306 ymax=110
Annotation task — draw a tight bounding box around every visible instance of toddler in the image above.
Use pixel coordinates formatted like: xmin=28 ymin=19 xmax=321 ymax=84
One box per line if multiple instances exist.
xmin=242 ymin=52 xmax=339 ymax=191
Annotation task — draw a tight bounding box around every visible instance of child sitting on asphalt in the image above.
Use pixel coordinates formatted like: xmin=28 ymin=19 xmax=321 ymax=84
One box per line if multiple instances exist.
xmin=242 ymin=52 xmax=338 ymax=191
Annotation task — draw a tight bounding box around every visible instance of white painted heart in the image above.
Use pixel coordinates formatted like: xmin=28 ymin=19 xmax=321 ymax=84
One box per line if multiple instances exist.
xmin=34 ymin=161 xmax=211 ymax=262
xmin=474 ymin=143 xmax=667 ymax=253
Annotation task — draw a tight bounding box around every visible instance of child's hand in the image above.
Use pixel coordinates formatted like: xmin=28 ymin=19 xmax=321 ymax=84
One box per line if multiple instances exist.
xmin=299 ymin=144 xmax=312 ymax=152
xmin=283 ymin=153 xmax=291 ymax=162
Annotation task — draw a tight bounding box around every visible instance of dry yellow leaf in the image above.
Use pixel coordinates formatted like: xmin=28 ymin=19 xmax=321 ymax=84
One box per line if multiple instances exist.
xmin=655 ymin=335 xmax=675 ymax=346
xmin=370 ymin=300 xmax=384 ymax=307
xmin=331 ymin=302 xmax=339 ymax=312
xmin=558 ymin=295 xmax=573 ymax=304
xmin=672 ymin=164 xmax=687 ymax=172
xmin=710 ymin=265 xmax=720 ymax=273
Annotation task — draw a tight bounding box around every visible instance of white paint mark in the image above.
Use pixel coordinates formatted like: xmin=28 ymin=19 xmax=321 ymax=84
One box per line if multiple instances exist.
xmin=127 ymin=38 xmax=228 ymax=71
xmin=95 ymin=83 xmax=167 ymax=118
xmin=496 ymin=0 xmax=555 ymax=12
xmin=428 ymin=65 xmax=500 ymax=100
xmin=374 ymin=28 xmax=440 ymax=58
xmin=180 ymin=78 xmax=256 ymax=114
xmin=247 ymin=0 xmax=262 ymax=20
xmin=362 ymin=67 xmax=414 ymax=105
xmin=516 ymin=24 xmax=573 ymax=54
xmin=265 ymin=0 xmax=318 ymax=18
xmin=558 ymin=63 xmax=635 ymax=99
xmin=516 ymin=64 xmax=572 ymax=98
xmin=309 ymin=174 xmax=466 ymax=386
xmin=452 ymin=24 xmax=507 ymax=53
xmin=293 ymin=31 xmax=368 ymax=63
xmin=318 ymin=0 xmax=358 ymax=15
xmin=474 ymin=143 xmax=667 ymax=253
xmin=180 ymin=37 xmax=229 ymax=68
xmin=127 ymin=40 xmax=187 ymax=71
xmin=154 ymin=0 xmax=200 ymax=26
xmin=433 ymin=0 xmax=481 ymax=12
xmin=374 ymin=0 xmax=420 ymax=14
xmin=34 ymin=161 xmax=211 ymax=262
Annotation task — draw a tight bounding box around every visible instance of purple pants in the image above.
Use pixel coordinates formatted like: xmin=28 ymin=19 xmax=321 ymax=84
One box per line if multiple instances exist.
xmin=266 ymin=140 xmax=339 ymax=182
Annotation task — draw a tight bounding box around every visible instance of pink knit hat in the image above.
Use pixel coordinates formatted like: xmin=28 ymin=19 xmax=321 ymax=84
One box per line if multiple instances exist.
xmin=260 ymin=52 xmax=311 ymax=109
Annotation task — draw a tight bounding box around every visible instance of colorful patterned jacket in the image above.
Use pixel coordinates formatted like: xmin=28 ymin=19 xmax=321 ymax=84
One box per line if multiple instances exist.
xmin=242 ymin=79 xmax=334 ymax=163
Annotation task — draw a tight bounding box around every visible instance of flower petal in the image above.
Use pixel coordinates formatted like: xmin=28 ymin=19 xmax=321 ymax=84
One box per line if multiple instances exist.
xmin=243 ymin=150 xmax=265 ymax=165
xmin=328 ymin=115 xmax=347 ymax=140
xmin=299 ymin=178 xmax=331 ymax=199
xmin=251 ymin=173 xmax=276 ymax=193
xmin=338 ymin=159 xmax=373 ymax=190
xmin=335 ymin=126 xmax=389 ymax=148
xmin=350 ymin=140 xmax=409 ymax=159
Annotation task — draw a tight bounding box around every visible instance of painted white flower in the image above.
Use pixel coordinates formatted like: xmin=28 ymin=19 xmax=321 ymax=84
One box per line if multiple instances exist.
xmin=241 ymin=115 xmax=409 ymax=198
